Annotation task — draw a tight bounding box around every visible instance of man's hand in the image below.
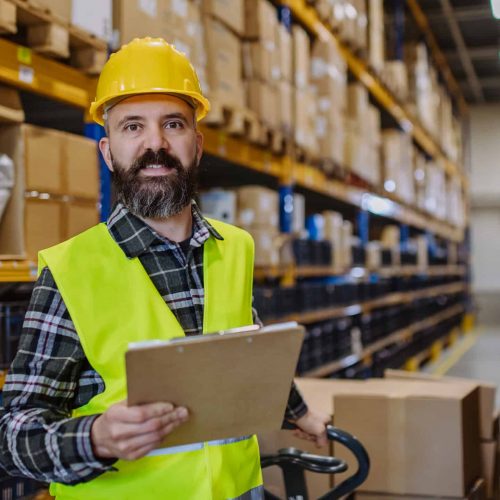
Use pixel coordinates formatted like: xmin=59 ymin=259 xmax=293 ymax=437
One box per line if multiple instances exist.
xmin=91 ymin=400 xmax=189 ymax=461
xmin=290 ymin=410 xmax=331 ymax=448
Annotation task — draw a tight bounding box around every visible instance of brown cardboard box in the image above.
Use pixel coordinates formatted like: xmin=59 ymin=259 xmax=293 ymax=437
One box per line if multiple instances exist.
xmin=355 ymin=478 xmax=487 ymax=500
xmin=242 ymin=42 xmax=273 ymax=83
xmin=244 ymin=0 xmax=277 ymax=43
xmin=294 ymin=87 xmax=317 ymax=154
xmin=315 ymin=106 xmax=344 ymax=165
xmin=27 ymin=23 xmax=69 ymax=58
xmin=0 ymin=0 xmax=16 ymax=34
xmin=277 ymin=80 xmax=293 ymax=132
xmin=259 ymin=378 xmax=339 ymax=499
xmin=259 ymin=430 xmax=331 ymax=499
xmin=64 ymin=133 xmax=99 ymax=199
xmin=247 ymin=228 xmax=280 ymax=267
xmin=246 ymin=80 xmax=278 ymax=129
xmin=236 ymin=185 xmax=278 ymax=229
xmin=333 ymin=379 xmax=481 ymax=498
xmin=113 ymin=0 xmax=167 ymax=44
xmin=24 ymin=125 xmax=64 ymax=194
xmin=347 ymin=84 xmax=369 ymax=124
xmin=384 ymin=369 xmax=497 ymax=441
xmin=37 ymin=0 xmax=71 ymax=22
xmin=202 ymin=0 xmax=244 ymax=36
xmin=481 ymin=441 xmax=497 ymax=499
xmin=25 ymin=198 xmax=63 ymax=258
xmin=277 ymin=24 xmax=292 ymax=83
xmin=368 ymin=0 xmax=384 ymax=73
xmin=204 ymin=17 xmax=245 ymax=108
xmin=66 ymin=200 xmax=99 ymax=240
xmin=0 ymin=86 xmax=24 ymax=123
xmin=293 ymin=25 xmax=310 ymax=89
xmin=311 ymin=38 xmax=347 ymax=110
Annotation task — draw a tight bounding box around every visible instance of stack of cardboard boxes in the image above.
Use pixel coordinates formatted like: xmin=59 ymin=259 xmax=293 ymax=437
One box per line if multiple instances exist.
xmin=345 ymin=84 xmax=381 ymax=186
xmin=367 ymin=0 xmax=384 ymax=74
xmin=0 ymin=125 xmax=99 ymax=259
xmin=293 ymin=24 xmax=317 ymax=157
xmin=243 ymin=0 xmax=281 ymax=131
xmin=311 ymin=38 xmax=347 ymax=168
xmin=260 ymin=374 xmax=498 ymax=499
xmin=382 ymin=130 xmax=415 ymax=205
xmin=235 ymin=185 xmax=280 ymax=267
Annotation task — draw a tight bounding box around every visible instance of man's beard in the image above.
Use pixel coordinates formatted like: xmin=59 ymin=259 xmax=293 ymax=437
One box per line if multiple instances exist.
xmin=111 ymin=148 xmax=199 ymax=219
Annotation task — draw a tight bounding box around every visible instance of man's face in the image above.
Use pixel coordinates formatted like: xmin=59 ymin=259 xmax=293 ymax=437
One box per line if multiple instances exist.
xmin=99 ymin=94 xmax=204 ymax=219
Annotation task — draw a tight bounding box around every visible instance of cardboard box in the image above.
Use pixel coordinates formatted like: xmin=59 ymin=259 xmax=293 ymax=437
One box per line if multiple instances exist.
xmin=242 ymin=42 xmax=275 ymax=83
xmin=25 ymin=197 xmax=63 ymax=257
xmin=0 ymin=0 xmax=16 ymax=34
xmin=248 ymin=228 xmax=280 ymax=267
xmin=259 ymin=430 xmax=331 ymax=499
xmin=237 ymin=185 xmax=278 ymax=229
xmin=0 ymin=86 xmax=25 ymax=123
xmin=24 ymin=125 xmax=64 ymax=194
xmin=355 ymin=478 xmax=486 ymax=500
xmin=246 ymin=80 xmax=278 ymax=129
xmin=293 ymin=25 xmax=310 ymax=89
xmin=244 ymin=0 xmax=277 ymax=43
xmin=480 ymin=441 xmax=497 ymax=499
xmin=113 ymin=0 xmax=169 ymax=45
xmin=333 ymin=379 xmax=481 ymax=497
xmin=37 ymin=0 xmax=71 ymax=22
xmin=368 ymin=0 xmax=384 ymax=73
xmin=316 ymin=106 xmax=344 ymax=165
xmin=294 ymin=87 xmax=317 ymax=154
xmin=384 ymin=370 xmax=497 ymax=441
xmin=277 ymin=24 xmax=292 ymax=83
xmin=66 ymin=200 xmax=99 ymax=240
xmin=72 ymin=0 xmax=112 ymax=41
xmin=204 ymin=17 xmax=245 ymax=108
xmin=64 ymin=133 xmax=99 ymax=199
xmin=202 ymin=0 xmax=244 ymax=36
xmin=277 ymin=80 xmax=293 ymax=132
xmin=292 ymin=193 xmax=305 ymax=233
xmin=199 ymin=189 xmax=237 ymax=225
xmin=27 ymin=23 xmax=69 ymax=58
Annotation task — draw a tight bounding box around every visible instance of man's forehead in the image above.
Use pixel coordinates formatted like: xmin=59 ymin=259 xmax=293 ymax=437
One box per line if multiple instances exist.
xmin=109 ymin=94 xmax=194 ymax=120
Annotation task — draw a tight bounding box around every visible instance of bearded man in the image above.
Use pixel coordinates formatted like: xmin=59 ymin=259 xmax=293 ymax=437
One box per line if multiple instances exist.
xmin=0 ymin=38 xmax=328 ymax=499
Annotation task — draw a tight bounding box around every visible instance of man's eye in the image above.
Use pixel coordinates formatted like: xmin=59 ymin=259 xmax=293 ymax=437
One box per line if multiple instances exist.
xmin=125 ymin=124 xmax=140 ymax=132
xmin=165 ymin=121 xmax=184 ymax=129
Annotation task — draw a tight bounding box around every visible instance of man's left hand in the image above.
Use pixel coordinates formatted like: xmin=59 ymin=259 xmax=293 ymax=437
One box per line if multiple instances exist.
xmin=290 ymin=410 xmax=331 ymax=448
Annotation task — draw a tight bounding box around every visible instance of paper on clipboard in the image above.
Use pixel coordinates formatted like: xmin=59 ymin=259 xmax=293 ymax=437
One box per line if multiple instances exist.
xmin=125 ymin=322 xmax=304 ymax=448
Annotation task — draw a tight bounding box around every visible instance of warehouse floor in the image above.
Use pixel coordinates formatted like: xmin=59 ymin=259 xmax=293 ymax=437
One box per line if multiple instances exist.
xmin=426 ymin=326 xmax=500 ymax=407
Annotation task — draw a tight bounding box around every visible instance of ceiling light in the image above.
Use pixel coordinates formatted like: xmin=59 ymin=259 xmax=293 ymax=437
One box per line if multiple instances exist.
xmin=491 ymin=0 xmax=500 ymax=19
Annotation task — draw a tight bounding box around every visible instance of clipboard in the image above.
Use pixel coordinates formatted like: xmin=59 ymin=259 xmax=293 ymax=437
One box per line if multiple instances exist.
xmin=125 ymin=322 xmax=305 ymax=447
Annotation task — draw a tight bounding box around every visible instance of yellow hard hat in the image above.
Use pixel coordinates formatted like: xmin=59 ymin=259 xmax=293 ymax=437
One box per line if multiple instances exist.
xmin=89 ymin=37 xmax=210 ymax=125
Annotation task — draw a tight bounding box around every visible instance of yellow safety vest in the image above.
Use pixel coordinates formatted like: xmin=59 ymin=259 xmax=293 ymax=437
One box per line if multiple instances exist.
xmin=38 ymin=219 xmax=263 ymax=500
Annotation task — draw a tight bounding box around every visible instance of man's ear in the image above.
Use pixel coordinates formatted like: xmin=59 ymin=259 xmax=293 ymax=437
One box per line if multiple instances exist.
xmin=195 ymin=131 xmax=204 ymax=164
xmin=99 ymin=137 xmax=114 ymax=172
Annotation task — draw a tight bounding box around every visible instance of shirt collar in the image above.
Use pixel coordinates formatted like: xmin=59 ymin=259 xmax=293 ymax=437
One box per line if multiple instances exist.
xmin=107 ymin=202 xmax=223 ymax=259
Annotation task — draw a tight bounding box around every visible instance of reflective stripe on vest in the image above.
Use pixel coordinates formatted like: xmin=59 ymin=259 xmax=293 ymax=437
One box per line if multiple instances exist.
xmin=38 ymin=220 xmax=262 ymax=500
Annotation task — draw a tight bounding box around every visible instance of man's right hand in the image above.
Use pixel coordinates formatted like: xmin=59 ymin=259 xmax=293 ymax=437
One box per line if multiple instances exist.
xmin=90 ymin=400 xmax=189 ymax=461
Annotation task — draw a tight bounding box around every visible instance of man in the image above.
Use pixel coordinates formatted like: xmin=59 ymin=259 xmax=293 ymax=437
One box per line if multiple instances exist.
xmin=0 ymin=38 xmax=329 ymax=499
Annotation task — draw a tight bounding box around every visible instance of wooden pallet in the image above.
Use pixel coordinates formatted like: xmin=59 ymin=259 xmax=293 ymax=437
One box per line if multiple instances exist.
xmin=318 ymin=158 xmax=348 ymax=182
xmin=3 ymin=0 xmax=107 ymax=74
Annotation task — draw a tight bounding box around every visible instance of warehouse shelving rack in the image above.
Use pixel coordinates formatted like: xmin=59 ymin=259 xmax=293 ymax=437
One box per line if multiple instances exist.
xmin=0 ymin=1 xmax=470 ymax=379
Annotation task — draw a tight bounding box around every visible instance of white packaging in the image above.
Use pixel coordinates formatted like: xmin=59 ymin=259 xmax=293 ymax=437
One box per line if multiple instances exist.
xmin=199 ymin=189 xmax=237 ymax=224
xmin=0 ymin=154 xmax=14 ymax=222
xmin=72 ymin=0 xmax=113 ymax=42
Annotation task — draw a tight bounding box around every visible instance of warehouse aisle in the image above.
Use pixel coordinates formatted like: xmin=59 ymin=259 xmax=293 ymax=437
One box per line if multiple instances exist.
xmin=432 ymin=327 xmax=500 ymax=407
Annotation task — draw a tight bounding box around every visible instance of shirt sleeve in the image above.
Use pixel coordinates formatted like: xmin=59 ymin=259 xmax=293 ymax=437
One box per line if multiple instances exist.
xmin=0 ymin=267 xmax=116 ymax=485
xmin=251 ymin=305 xmax=308 ymax=421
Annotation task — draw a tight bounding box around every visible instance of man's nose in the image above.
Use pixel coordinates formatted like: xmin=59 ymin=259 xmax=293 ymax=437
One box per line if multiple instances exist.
xmin=143 ymin=125 xmax=169 ymax=151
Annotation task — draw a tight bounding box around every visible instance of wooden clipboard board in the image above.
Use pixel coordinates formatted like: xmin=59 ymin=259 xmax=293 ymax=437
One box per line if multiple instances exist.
xmin=125 ymin=322 xmax=304 ymax=447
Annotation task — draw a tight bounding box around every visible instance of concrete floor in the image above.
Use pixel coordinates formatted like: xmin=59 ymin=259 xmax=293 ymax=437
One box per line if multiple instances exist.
xmin=427 ymin=326 xmax=500 ymax=407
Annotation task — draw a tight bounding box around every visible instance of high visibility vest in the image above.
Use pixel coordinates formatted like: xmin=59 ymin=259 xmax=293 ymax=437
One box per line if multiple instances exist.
xmin=38 ymin=220 xmax=263 ymax=500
